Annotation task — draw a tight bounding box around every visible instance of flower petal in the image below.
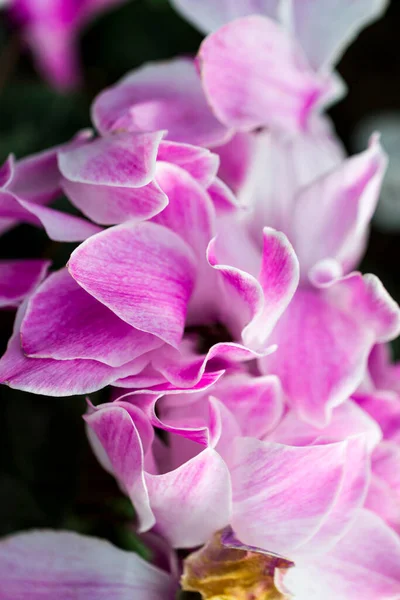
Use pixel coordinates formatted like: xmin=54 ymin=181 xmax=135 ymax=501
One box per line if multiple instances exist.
xmin=280 ymin=510 xmax=400 ymax=600
xmin=62 ymin=178 xmax=168 ymax=226
xmin=92 ymin=58 xmax=230 ymax=147
xmin=198 ymin=16 xmax=332 ymax=133
xmin=20 ymin=269 xmax=163 ymax=367
xmin=209 ymin=226 xmax=299 ymax=350
xmin=0 ymin=302 xmax=138 ymax=396
xmin=157 ymin=140 xmax=219 ymax=188
xmin=68 ymin=222 xmax=196 ymax=347
xmin=145 ymin=448 xmax=232 ymax=548
xmin=230 ymin=437 xmax=348 ymax=556
xmin=58 ymin=131 xmax=163 ymax=187
xmin=170 ymin=0 xmax=280 ymax=33
xmin=0 ymin=259 xmax=49 ymax=308
xmin=85 ymin=403 xmax=155 ymax=531
xmin=0 ymin=530 xmax=175 ymax=599
xmin=292 ymin=135 xmax=387 ymax=276
xmin=261 ymin=273 xmax=400 ymax=426
xmin=289 ymin=0 xmax=389 ymax=71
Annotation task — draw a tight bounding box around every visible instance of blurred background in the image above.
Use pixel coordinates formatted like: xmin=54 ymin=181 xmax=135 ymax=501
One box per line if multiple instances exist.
xmin=0 ymin=0 xmax=399 ymax=550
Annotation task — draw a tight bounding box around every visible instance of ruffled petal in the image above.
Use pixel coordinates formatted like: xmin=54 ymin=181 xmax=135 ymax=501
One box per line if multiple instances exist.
xmin=209 ymin=226 xmax=299 ymax=350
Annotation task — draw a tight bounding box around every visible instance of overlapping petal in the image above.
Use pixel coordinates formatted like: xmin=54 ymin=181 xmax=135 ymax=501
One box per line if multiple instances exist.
xmin=0 ymin=259 xmax=49 ymax=308
xmin=68 ymin=221 xmax=196 ymax=347
xmin=261 ymin=273 xmax=400 ymax=426
xmin=230 ymin=437 xmax=355 ymax=556
xmin=198 ymin=16 xmax=334 ymax=133
xmin=292 ymin=135 xmax=387 ymax=277
xmin=86 ymin=400 xmax=232 ymax=548
xmin=92 ymin=58 xmax=230 ymax=146
xmin=20 ymin=268 xmax=163 ymax=366
xmin=280 ymin=510 xmax=400 ymax=600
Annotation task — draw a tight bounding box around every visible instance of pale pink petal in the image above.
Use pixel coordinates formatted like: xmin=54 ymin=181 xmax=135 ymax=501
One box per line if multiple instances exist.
xmin=212 ymin=373 xmax=284 ymax=439
xmin=157 ymin=141 xmax=219 ymax=188
xmin=0 ymin=530 xmax=175 ymax=599
xmin=355 ymin=389 xmax=400 ymax=443
xmin=370 ymin=449 xmax=400 ymax=534
xmin=153 ymin=162 xmax=215 ymax=259
xmin=145 ymin=448 xmax=232 ymax=548
xmin=153 ymin=162 xmax=216 ymax=322
xmin=290 ymin=0 xmax=389 ymax=71
xmin=0 ymin=302 xmax=139 ymax=396
xmin=170 ymin=0 xmax=280 ymax=33
xmin=245 ymin=117 xmax=345 ymax=237
xmin=85 ymin=400 xmax=232 ymax=549
xmin=242 ymin=227 xmax=299 ymax=347
xmin=280 ymin=510 xmax=400 ymax=600
xmin=0 ymin=259 xmax=49 ymax=308
xmin=20 ymin=269 xmax=163 ymax=367
xmin=292 ymin=135 xmax=387 ymax=277
xmin=198 ymin=16 xmax=333 ymax=133
xmin=368 ymin=342 xmax=400 ymax=394
xmin=7 ymin=145 xmax=61 ymax=204
xmin=261 ymin=273 xmax=400 ymax=426
xmin=209 ymin=226 xmax=299 ymax=350
xmin=92 ymin=58 xmax=230 ymax=147
xmin=16 ymin=198 xmax=102 ymax=241
xmin=68 ymin=222 xmax=196 ymax=347
xmin=58 ymin=131 xmax=163 ymax=187
xmin=62 ymin=178 xmax=168 ymax=226
xmin=269 ymin=400 xmax=382 ymax=452
xmin=207 ymin=177 xmax=238 ymax=215
xmin=5 ymin=131 xmax=93 ymax=204
xmin=85 ymin=403 xmax=155 ymax=531
xmin=230 ymin=438 xmax=348 ymax=556
xmin=214 ymin=132 xmax=258 ymax=195
xmin=300 ymin=436 xmax=370 ymax=554
xmin=366 ymin=475 xmax=400 ymax=533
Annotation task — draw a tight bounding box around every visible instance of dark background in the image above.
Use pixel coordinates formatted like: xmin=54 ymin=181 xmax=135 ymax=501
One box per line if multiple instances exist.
xmin=0 ymin=0 xmax=399 ymax=549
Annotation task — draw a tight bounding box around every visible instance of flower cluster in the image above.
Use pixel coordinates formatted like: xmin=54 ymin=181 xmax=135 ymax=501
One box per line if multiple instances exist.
xmin=1 ymin=1 xmax=400 ymax=599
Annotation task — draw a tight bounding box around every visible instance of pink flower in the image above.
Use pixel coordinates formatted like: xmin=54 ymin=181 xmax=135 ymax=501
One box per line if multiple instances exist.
xmin=89 ymin=11 xmax=400 ymax=425
xmin=0 ymin=126 xmax=299 ymax=396
xmin=4 ymin=0 xmax=128 ymax=90
xmin=83 ymin=370 xmax=400 ymax=599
